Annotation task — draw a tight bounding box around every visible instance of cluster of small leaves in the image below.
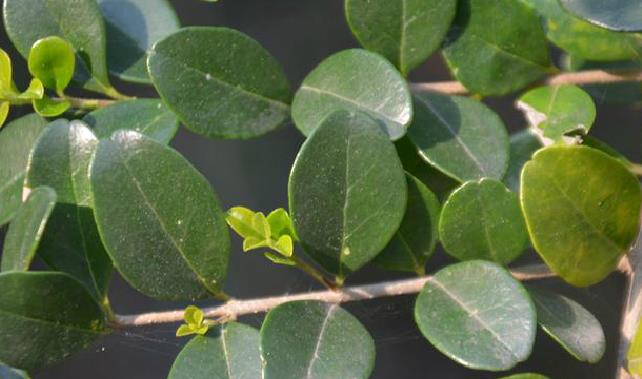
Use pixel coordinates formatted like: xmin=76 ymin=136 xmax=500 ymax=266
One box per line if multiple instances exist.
xmin=0 ymin=0 xmax=641 ymax=378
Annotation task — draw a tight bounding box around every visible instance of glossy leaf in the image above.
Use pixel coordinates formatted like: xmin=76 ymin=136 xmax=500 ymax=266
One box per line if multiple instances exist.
xmin=226 ymin=207 xmax=295 ymax=258
xmin=522 ymin=0 xmax=642 ymax=61
xmin=90 ymin=131 xmax=230 ymax=300
xmin=3 ymin=0 xmax=114 ymax=94
xmin=345 ymin=0 xmax=456 ymax=75
xmin=0 ymin=114 xmax=48 ymax=226
xmin=528 ymin=286 xmax=605 ymax=363
xmin=0 ymin=49 xmax=11 ymax=90
xmin=560 ymin=0 xmax=642 ymax=32
xmin=33 ymin=96 xmax=70 ymax=117
xmin=291 ymin=49 xmax=412 ymax=140
xmin=442 ymin=0 xmax=551 ymax=95
xmin=148 ymin=27 xmax=291 ymax=139
xmin=289 ymin=111 xmax=407 ymax=278
xmin=517 ymin=85 xmax=596 ymax=143
xmin=1 ymin=187 xmax=56 ymax=272
xmin=415 ymin=260 xmax=536 ymax=371
xmin=407 ymin=92 xmax=509 ymax=182
xmin=169 ymin=322 xmax=261 ymax=379
xmin=25 ymin=120 xmax=112 ymax=300
xmin=504 ymin=130 xmax=542 ymax=193
xmin=0 ymin=271 xmax=105 ymax=370
xmin=97 ymin=0 xmax=180 ymax=83
xmin=83 ymin=99 xmax=179 ymax=144
xmin=27 ymin=36 xmax=75 ymax=93
xmin=373 ymin=173 xmax=440 ymax=274
xmin=261 ymin=301 xmax=375 ymax=379
xmin=440 ymin=179 xmax=528 ymax=264
xmin=521 ymin=146 xmax=641 ymax=287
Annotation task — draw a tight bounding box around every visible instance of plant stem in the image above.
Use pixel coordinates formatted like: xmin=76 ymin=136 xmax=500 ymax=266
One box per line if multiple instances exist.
xmin=291 ymin=254 xmax=337 ymax=290
xmin=112 ymin=263 xmax=555 ymax=327
xmin=55 ymin=96 xmax=119 ymax=110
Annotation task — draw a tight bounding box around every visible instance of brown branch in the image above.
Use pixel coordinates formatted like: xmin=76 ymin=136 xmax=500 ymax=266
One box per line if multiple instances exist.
xmin=113 ymin=263 xmax=555 ymax=327
xmin=410 ymin=69 xmax=642 ymax=95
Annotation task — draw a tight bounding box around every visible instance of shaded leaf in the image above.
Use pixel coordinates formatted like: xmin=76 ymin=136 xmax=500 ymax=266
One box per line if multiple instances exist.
xmin=504 ymin=130 xmax=542 ymax=193
xmin=27 ymin=36 xmax=75 ymax=93
xmin=560 ymin=0 xmax=642 ymax=32
xmin=0 ymin=364 xmax=29 ymax=379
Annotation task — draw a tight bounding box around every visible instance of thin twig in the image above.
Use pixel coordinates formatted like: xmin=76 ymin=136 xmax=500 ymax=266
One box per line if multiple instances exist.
xmin=113 ymin=263 xmax=555 ymax=327
xmin=410 ymin=69 xmax=642 ymax=95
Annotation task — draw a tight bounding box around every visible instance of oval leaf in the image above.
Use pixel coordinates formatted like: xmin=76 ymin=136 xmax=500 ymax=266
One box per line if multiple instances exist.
xmin=407 ymin=92 xmax=509 ymax=182
xmin=521 ymin=145 xmax=642 ymax=287
xmin=528 ymin=286 xmax=605 ymax=363
xmin=1 ymin=186 xmax=56 ymax=272
xmin=442 ymin=0 xmax=551 ymax=95
xmin=289 ymin=111 xmax=407 ymax=279
xmin=560 ymin=0 xmax=642 ymax=32
xmin=90 ymin=131 xmax=230 ymax=300
xmin=148 ymin=27 xmax=291 ymax=139
xmin=415 ymin=260 xmax=536 ymax=371
xmin=0 ymin=271 xmax=105 ymax=370
xmin=440 ymin=179 xmax=528 ymax=264
xmin=345 ymin=0 xmax=456 ymax=75
xmin=291 ymin=49 xmax=412 ymax=140
xmin=504 ymin=130 xmax=542 ymax=193
xmin=373 ymin=173 xmax=440 ymax=274
xmin=261 ymin=300 xmax=375 ymax=379
xmin=28 ymin=36 xmax=75 ymax=93
xmin=0 ymin=114 xmax=48 ymax=226
xmin=98 ymin=0 xmax=180 ymax=83
xmin=168 ymin=322 xmax=260 ymax=379
xmin=83 ymin=99 xmax=179 ymax=144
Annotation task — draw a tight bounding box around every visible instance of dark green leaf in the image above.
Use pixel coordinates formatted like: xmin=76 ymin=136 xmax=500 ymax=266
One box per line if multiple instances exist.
xmin=169 ymin=322 xmax=261 ymax=379
xmin=83 ymin=99 xmax=179 ymax=144
xmin=521 ymin=146 xmax=641 ymax=287
xmin=415 ymin=260 xmax=536 ymax=371
xmin=345 ymin=0 xmax=456 ymax=75
xmin=27 ymin=36 xmax=75 ymax=93
xmin=0 ymin=114 xmax=48 ymax=226
xmin=439 ymin=179 xmax=528 ymax=264
xmin=442 ymin=0 xmax=551 ymax=95
xmin=3 ymin=0 xmax=115 ymax=95
xmin=91 ymin=131 xmax=230 ymax=300
xmin=148 ymin=27 xmax=291 ymax=139
xmin=97 ymin=0 xmax=180 ymax=83
xmin=504 ymin=130 xmax=542 ymax=193
xmin=528 ymin=286 xmax=605 ymax=363
xmin=373 ymin=173 xmax=440 ymax=274
xmin=517 ymin=85 xmax=596 ymax=143
xmin=291 ymin=49 xmax=412 ymax=140
xmin=0 ymin=271 xmax=105 ymax=370
xmin=289 ymin=111 xmax=406 ymax=279
xmin=261 ymin=300 xmax=375 ymax=379
xmin=560 ymin=0 xmax=642 ymax=32
xmin=407 ymin=92 xmax=509 ymax=182
xmin=1 ymin=186 xmax=56 ymax=272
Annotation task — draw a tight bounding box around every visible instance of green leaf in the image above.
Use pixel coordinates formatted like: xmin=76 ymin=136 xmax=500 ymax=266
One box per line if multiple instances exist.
xmin=148 ymin=27 xmax=291 ymax=139
xmin=498 ymin=375 xmax=550 ymax=379
xmin=504 ymin=130 xmax=542 ymax=193
xmin=176 ymin=305 xmax=209 ymax=337
xmin=1 ymin=186 xmax=56 ymax=272
xmin=528 ymin=286 xmax=605 ymax=363
xmin=169 ymin=322 xmax=261 ymax=379
xmin=83 ymin=99 xmax=179 ymax=144
xmin=517 ymin=85 xmax=596 ymax=143
xmin=344 ymin=0 xmax=456 ymax=75
xmin=15 ymin=79 xmax=44 ymax=101
xmin=0 ymin=102 xmax=9 ymax=128
xmin=33 ymin=96 xmax=70 ymax=117
xmin=0 ymin=113 xmax=48 ymax=226
xmin=628 ymin=319 xmax=642 ymax=376
xmin=97 ymin=0 xmax=180 ymax=83
xmin=261 ymin=300 xmax=375 ymax=379
xmin=0 ymin=49 xmax=11 ymax=90
xmin=3 ymin=0 xmax=114 ymax=95
xmin=560 ymin=0 xmax=642 ymax=32
xmin=440 ymin=179 xmax=528 ymax=264
xmin=25 ymin=120 xmax=112 ymax=300
xmin=415 ymin=260 xmax=536 ymax=371
xmin=0 ymin=271 xmax=105 ymax=370
xmin=266 ymin=208 xmax=297 ymax=240
xmin=226 ymin=207 xmax=295 ymax=259
xmin=372 ymin=173 xmax=440 ymax=274
xmin=522 ymin=0 xmax=642 ymax=61
xmin=27 ymin=36 xmax=75 ymax=93
xmin=289 ymin=110 xmax=407 ymax=278
xmin=90 ymin=131 xmax=230 ymax=300
xmin=0 ymin=364 xmax=29 ymax=379
xmin=442 ymin=0 xmax=551 ymax=96
xmin=291 ymin=49 xmax=412 ymax=140
xmin=521 ymin=145 xmax=641 ymax=287
xmin=407 ymin=92 xmax=509 ymax=182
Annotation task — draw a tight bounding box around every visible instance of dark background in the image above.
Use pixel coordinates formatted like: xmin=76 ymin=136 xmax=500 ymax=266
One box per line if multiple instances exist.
xmin=1 ymin=1 xmax=641 ymax=378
